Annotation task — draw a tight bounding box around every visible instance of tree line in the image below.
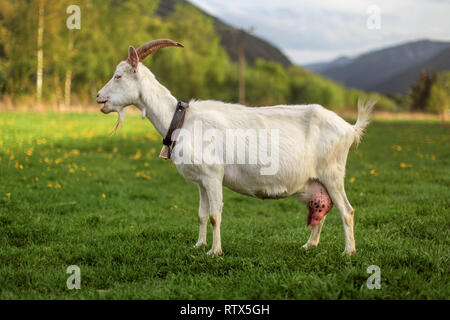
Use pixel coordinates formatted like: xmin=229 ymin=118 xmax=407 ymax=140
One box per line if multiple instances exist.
xmin=0 ymin=0 xmax=442 ymax=114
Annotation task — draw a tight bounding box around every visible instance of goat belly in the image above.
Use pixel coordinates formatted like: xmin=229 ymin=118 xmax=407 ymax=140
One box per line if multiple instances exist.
xmin=254 ymin=189 xmax=291 ymax=200
xmin=307 ymin=186 xmax=333 ymax=229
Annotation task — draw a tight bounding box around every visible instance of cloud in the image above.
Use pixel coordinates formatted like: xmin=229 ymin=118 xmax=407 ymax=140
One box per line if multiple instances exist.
xmin=188 ymin=0 xmax=450 ymax=64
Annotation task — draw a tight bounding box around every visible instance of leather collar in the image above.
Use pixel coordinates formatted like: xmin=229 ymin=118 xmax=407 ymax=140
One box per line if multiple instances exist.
xmin=159 ymin=101 xmax=189 ymax=159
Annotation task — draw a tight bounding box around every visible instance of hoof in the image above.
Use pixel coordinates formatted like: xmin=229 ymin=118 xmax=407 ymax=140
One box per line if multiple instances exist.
xmin=194 ymin=242 xmax=206 ymax=249
xmin=207 ymin=248 xmax=223 ymax=256
xmin=342 ymin=248 xmax=357 ymax=255
xmin=302 ymin=243 xmax=317 ymax=250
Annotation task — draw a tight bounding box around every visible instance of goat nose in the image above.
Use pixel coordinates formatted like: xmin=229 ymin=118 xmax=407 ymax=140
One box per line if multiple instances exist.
xmin=96 ymin=93 xmax=99 ymax=98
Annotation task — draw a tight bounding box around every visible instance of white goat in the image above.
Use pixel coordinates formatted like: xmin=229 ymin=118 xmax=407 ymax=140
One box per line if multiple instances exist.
xmin=97 ymin=39 xmax=375 ymax=256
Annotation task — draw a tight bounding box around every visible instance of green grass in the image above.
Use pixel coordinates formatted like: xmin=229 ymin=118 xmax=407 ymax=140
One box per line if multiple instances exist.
xmin=0 ymin=111 xmax=449 ymax=299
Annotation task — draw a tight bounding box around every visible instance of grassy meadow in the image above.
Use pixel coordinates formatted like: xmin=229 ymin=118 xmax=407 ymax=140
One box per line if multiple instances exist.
xmin=0 ymin=110 xmax=448 ymax=299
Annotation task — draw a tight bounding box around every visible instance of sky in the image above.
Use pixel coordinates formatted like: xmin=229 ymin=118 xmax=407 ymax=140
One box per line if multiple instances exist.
xmin=187 ymin=0 xmax=450 ymax=65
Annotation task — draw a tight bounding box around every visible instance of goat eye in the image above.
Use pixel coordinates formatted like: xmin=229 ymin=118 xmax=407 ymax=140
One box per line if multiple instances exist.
xmin=114 ymin=75 xmax=122 ymax=80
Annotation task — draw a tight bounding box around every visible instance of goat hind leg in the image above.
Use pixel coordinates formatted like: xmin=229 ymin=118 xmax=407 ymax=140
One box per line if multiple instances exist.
xmin=323 ymin=181 xmax=356 ymax=254
xmin=300 ymin=181 xmax=332 ymax=249
xmin=302 ymin=215 xmax=327 ymax=249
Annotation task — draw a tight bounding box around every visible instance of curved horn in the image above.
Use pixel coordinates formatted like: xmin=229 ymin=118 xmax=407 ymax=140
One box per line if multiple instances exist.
xmin=136 ymin=39 xmax=184 ymax=61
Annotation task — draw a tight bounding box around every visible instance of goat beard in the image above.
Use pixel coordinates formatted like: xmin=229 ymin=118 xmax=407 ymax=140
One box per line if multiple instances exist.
xmin=111 ymin=108 xmax=125 ymax=134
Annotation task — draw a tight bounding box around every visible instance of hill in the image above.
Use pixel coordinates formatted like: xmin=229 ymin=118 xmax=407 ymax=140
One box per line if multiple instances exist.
xmin=305 ymin=40 xmax=450 ymax=94
xmin=374 ymin=47 xmax=450 ymax=94
xmin=156 ymin=0 xmax=292 ymax=68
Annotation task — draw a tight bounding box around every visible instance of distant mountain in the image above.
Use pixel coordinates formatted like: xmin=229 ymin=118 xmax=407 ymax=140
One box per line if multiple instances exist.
xmin=304 ymin=56 xmax=355 ymax=73
xmin=374 ymin=46 xmax=450 ymax=94
xmin=307 ymin=40 xmax=450 ymax=94
xmin=156 ymin=0 xmax=292 ymax=68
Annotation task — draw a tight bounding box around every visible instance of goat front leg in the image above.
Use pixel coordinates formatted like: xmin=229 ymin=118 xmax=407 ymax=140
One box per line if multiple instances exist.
xmin=194 ymin=185 xmax=209 ymax=248
xmin=203 ymin=179 xmax=223 ymax=256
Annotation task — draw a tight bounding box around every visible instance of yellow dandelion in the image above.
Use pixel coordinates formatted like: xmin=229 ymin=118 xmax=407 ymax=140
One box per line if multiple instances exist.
xmin=145 ymin=133 xmax=158 ymax=142
xmin=101 ymin=193 xmax=106 ymax=198
xmin=135 ymin=172 xmax=151 ymax=180
xmin=400 ymin=162 xmax=413 ymax=168
xmin=370 ymin=169 xmax=376 ymax=175
xmin=131 ymin=150 xmax=142 ymax=160
xmin=173 ymin=205 xmax=178 ymax=209
xmin=349 ymin=177 xmax=355 ymax=183
xmin=5 ymin=193 xmax=11 ymax=197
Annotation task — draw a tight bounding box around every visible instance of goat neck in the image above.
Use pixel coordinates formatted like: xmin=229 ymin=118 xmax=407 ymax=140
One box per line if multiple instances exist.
xmin=135 ymin=68 xmax=178 ymax=137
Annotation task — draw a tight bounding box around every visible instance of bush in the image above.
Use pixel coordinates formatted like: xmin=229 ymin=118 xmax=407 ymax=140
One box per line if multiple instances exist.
xmin=427 ymin=72 xmax=449 ymax=115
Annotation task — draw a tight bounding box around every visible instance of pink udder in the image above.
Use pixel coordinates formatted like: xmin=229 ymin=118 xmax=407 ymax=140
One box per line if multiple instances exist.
xmin=307 ymin=187 xmax=333 ymax=229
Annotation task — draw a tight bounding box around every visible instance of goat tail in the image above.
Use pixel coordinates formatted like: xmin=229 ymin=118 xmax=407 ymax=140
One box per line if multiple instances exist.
xmin=353 ymin=98 xmax=376 ymax=145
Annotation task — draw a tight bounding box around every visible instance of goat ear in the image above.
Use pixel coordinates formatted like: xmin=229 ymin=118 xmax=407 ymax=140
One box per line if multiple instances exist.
xmin=127 ymin=46 xmax=139 ymax=71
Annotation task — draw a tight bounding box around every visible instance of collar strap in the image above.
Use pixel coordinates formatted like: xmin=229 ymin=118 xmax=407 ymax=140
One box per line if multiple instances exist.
xmin=159 ymin=100 xmax=189 ymax=159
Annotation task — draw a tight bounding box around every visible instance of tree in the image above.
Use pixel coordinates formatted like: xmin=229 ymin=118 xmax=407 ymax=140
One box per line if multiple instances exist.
xmin=0 ymin=0 xmax=400 ymax=112
xmin=427 ymin=72 xmax=450 ymax=127
xmin=288 ymin=66 xmax=346 ymax=110
xmin=408 ymin=69 xmax=437 ymax=111
xmin=36 ymin=0 xmax=44 ymax=104
xmin=245 ymin=59 xmax=290 ymax=106
xmin=149 ymin=3 xmax=233 ymax=102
